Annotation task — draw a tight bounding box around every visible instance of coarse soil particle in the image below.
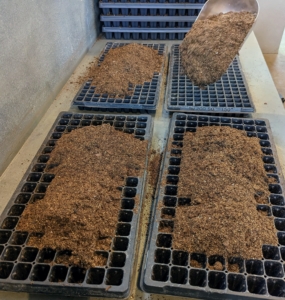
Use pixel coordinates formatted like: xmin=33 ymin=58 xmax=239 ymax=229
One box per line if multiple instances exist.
xmin=91 ymin=44 xmax=163 ymax=96
xmin=227 ymin=263 xmax=240 ymax=273
xmin=180 ymin=11 xmax=255 ymax=88
xmin=208 ymin=261 xmax=223 ymax=271
xmin=172 ymin=126 xmax=278 ymax=260
xmin=17 ymin=124 xmax=147 ymax=268
xmin=190 ymin=259 xmax=202 ymax=269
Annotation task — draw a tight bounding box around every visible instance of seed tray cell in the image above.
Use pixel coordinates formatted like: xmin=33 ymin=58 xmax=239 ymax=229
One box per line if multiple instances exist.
xmin=141 ymin=113 xmax=285 ymax=300
xmin=166 ymin=45 xmax=255 ymax=113
xmin=0 ymin=112 xmax=153 ymax=297
xmin=73 ymin=42 xmax=166 ymax=113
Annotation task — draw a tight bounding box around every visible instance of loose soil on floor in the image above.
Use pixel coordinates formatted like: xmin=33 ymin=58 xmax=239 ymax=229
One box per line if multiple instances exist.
xmin=88 ymin=44 xmax=163 ymax=96
xmin=172 ymin=126 xmax=278 ymax=260
xmin=17 ymin=124 xmax=147 ymax=268
xmin=180 ymin=11 xmax=255 ymax=88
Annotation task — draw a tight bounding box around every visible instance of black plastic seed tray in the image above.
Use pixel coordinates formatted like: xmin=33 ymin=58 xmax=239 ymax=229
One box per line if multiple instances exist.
xmin=0 ymin=112 xmax=153 ymax=298
xmin=166 ymin=45 xmax=255 ymax=113
xmin=141 ymin=113 xmax=285 ymax=299
xmin=99 ymin=2 xmax=204 ymax=16
xmin=73 ymin=42 xmax=166 ymax=113
xmin=103 ymin=28 xmax=189 ymax=40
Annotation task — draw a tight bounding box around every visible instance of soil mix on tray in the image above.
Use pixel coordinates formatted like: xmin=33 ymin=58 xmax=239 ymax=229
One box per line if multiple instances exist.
xmin=180 ymin=11 xmax=255 ymax=88
xmin=17 ymin=124 xmax=147 ymax=268
xmin=91 ymin=44 xmax=163 ymax=96
xmin=172 ymin=126 xmax=277 ymax=259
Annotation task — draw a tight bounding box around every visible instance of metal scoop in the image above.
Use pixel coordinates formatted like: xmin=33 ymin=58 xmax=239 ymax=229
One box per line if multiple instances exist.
xmin=196 ymin=0 xmax=259 ymax=48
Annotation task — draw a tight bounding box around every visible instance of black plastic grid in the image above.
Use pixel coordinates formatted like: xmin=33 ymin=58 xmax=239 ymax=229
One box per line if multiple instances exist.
xmin=73 ymin=42 xmax=166 ymax=113
xmin=0 ymin=112 xmax=153 ymax=298
xmin=99 ymin=2 xmax=205 ymax=16
xmin=141 ymin=113 xmax=285 ymax=300
xmin=166 ymin=45 xmax=255 ymax=114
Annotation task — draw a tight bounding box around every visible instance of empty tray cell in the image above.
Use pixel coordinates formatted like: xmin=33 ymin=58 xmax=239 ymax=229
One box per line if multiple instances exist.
xmin=269 ymin=184 xmax=282 ymax=194
xmin=275 ymin=218 xmax=285 ymax=231
xmin=167 ymin=46 xmax=254 ymax=113
xmin=247 ymin=276 xmax=266 ymax=295
xmin=68 ymin=267 xmax=86 ymax=284
xmin=0 ymin=262 xmax=14 ymax=279
xmin=152 ymin=265 xmax=169 ymax=282
xmin=228 ymin=274 xmax=246 ymax=292
xmin=125 ymin=177 xmax=138 ymax=187
xmin=246 ymin=260 xmax=264 ymax=275
xmin=21 ymin=183 xmax=36 ymax=193
xmin=37 ymin=248 xmax=56 ymax=263
xmin=270 ymin=195 xmax=285 ymax=206
xmin=163 ymin=196 xmax=177 ymax=207
xmin=227 ymin=257 xmax=244 ymax=273
xmin=35 ymin=183 xmax=49 ymax=193
xmin=164 ymin=185 xmax=177 ymax=196
xmin=257 ymin=205 xmax=271 ymax=216
xmin=172 ymin=250 xmax=188 ymax=266
xmin=86 ymin=268 xmax=105 ymax=285
xmin=267 ymin=278 xmax=285 ymax=297
xmin=26 ymin=173 xmax=41 ymax=182
xmin=32 ymin=164 xmax=46 ymax=173
xmin=278 ymin=232 xmax=285 ymax=245
xmin=2 ymin=246 xmax=21 ymax=261
xmin=14 ymin=193 xmax=31 ymax=204
xmin=272 ymin=206 xmax=285 ymax=218
xmin=156 ymin=234 xmax=172 ymax=248
xmin=11 ymin=263 xmax=32 ymax=280
xmin=177 ymin=197 xmax=191 ymax=206
xmin=112 ymin=237 xmax=129 ymax=251
xmin=264 ymin=261 xmax=284 ymax=278
xmin=109 ymin=252 xmax=126 ymax=268
xmin=19 ymin=247 xmax=38 ymax=262
xmin=49 ymin=265 xmax=68 ymax=283
xmin=119 ymin=210 xmax=133 ymax=223
xmin=30 ymin=264 xmax=50 ymax=281
xmin=8 ymin=205 xmax=25 ymax=217
xmin=123 ymin=187 xmax=137 ymax=198
xmin=116 ymin=223 xmax=131 ymax=236
xmin=29 ymin=194 xmax=44 ymax=204
xmin=106 ymin=269 xmax=124 ymax=286
xmin=189 ymin=269 xmax=206 ymax=287
xmin=41 ymin=174 xmax=55 ymax=183
xmin=9 ymin=232 xmax=28 ymax=245
xmin=154 ymin=249 xmax=171 ymax=264
xmin=121 ymin=198 xmax=135 ymax=210
xmin=0 ymin=230 xmax=12 ymax=244
xmin=208 ymin=271 xmax=226 ymax=290
xmin=1 ymin=217 xmax=18 ymax=230
xmin=170 ymin=267 xmax=187 ymax=284
xmin=262 ymin=245 xmax=280 ymax=260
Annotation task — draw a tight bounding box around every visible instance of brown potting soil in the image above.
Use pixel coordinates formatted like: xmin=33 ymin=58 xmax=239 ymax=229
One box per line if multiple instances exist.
xmin=17 ymin=124 xmax=148 ymax=268
xmin=180 ymin=11 xmax=255 ymax=88
xmin=90 ymin=44 xmax=163 ymax=96
xmin=227 ymin=263 xmax=240 ymax=273
xmin=172 ymin=126 xmax=278 ymax=260
xmin=190 ymin=259 xmax=202 ymax=269
xmin=148 ymin=150 xmax=162 ymax=189
xmin=208 ymin=261 xmax=223 ymax=271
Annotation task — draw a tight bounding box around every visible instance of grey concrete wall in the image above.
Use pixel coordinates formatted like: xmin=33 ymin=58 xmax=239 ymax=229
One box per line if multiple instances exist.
xmin=0 ymin=0 xmax=98 ymax=174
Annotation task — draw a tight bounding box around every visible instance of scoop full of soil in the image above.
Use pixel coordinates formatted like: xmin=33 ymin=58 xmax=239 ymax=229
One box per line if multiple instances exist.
xmin=180 ymin=11 xmax=255 ymax=88
xmin=91 ymin=43 xmax=163 ymax=96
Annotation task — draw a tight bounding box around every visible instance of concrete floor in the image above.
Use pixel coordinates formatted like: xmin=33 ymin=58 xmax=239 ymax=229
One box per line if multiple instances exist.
xmin=264 ymin=30 xmax=285 ymax=107
xmin=0 ymin=33 xmax=285 ymax=300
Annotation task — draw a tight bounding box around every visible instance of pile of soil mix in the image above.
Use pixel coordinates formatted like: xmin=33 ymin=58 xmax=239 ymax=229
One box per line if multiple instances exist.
xmin=17 ymin=124 xmax=148 ymax=268
xmin=180 ymin=11 xmax=255 ymax=88
xmin=89 ymin=44 xmax=163 ymax=96
xmin=172 ymin=126 xmax=277 ymax=260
